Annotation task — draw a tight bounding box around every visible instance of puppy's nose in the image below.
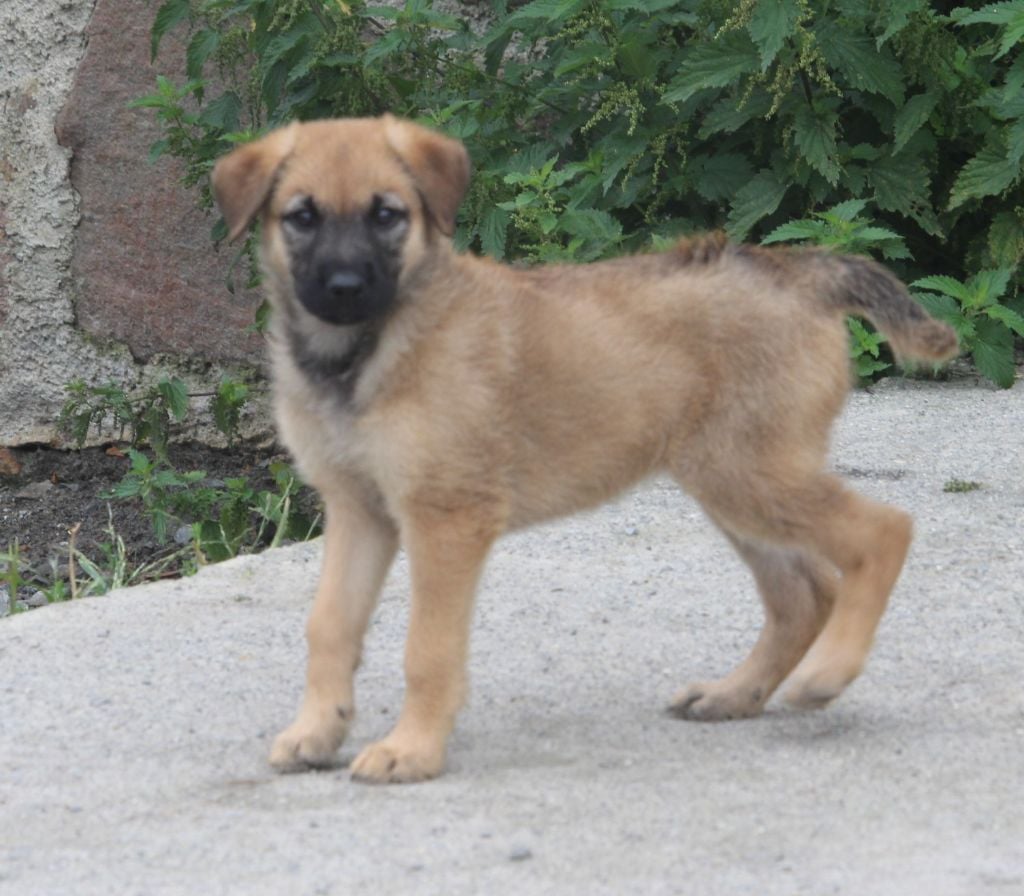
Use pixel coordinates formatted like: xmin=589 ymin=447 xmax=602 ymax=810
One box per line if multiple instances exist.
xmin=325 ymin=269 xmax=366 ymax=300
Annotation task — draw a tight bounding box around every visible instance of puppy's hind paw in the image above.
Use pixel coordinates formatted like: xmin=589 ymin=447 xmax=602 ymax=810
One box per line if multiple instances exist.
xmin=667 ymin=681 xmax=766 ymax=722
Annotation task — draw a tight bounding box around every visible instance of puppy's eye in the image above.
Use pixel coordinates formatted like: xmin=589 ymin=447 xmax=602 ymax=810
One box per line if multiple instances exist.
xmin=369 ymin=201 xmax=406 ymax=230
xmin=283 ymin=202 xmax=319 ymax=231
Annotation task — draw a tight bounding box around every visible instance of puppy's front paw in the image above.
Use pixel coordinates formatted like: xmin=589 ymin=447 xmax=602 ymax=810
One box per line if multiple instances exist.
xmin=667 ymin=681 xmax=766 ymax=721
xmin=349 ymin=735 xmax=445 ymax=784
xmin=269 ymin=707 xmax=350 ymax=772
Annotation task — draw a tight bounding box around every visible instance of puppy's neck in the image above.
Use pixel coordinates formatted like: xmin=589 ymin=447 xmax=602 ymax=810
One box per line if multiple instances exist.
xmin=290 ymin=322 xmax=378 ymax=380
xmin=275 ymin=307 xmax=382 ymax=403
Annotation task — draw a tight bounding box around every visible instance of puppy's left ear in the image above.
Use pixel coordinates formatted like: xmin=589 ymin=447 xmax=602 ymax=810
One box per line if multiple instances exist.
xmin=212 ymin=123 xmax=299 ymax=242
xmin=383 ymin=115 xmax=470 ymax=237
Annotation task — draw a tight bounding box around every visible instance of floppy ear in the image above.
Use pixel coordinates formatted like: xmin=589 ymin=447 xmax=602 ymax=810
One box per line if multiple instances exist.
xmin=212 ymin=124 xmax=298 ymax=242
xmin=382 ymin=115 xmax=471 ymax=237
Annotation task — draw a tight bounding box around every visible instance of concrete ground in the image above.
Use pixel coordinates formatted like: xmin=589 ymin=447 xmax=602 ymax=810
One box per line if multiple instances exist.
xmin=2 ymin=378 xmax=1022 ymax=896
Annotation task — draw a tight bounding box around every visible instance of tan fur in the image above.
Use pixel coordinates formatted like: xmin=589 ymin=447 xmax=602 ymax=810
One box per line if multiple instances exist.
xmin=212 ymin=116 xmax=959 ymax=783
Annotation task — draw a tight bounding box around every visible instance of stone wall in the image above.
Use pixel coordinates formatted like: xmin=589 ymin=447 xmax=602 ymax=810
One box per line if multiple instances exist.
xmin=0 ymin=0 xmax=267 ymax=446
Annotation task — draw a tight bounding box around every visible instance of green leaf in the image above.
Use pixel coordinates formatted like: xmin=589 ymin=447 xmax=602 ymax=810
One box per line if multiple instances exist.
xmin=147 ymin=138 xmax=171 ymax=164
xmin=71 ymin=410 xmax=93 ymax=447
xmin=949 ymin=143 xmax=1022 ymax=208
xmin=186 ymin=29 xmax=220 ymax=80
xmin=558 ymin=208 xmax=623 ymax=244
xmin=968 ymin=268 xmax=1012 ymax=306
xmin=914 ymin=292 xmax=973 ymax=340
xmin=253 ymin=300 xmax=272 ymax=334
xmin=479 ymin=206 xmax=509 ymax=259
xmin=690 ymin=153 xmax=755 ymax=203
xmin=955 ymin=1 xmax=1024 ymax=58
xmin=816 ymin=21 xmax=905 ymax=104
xmin=197 ymin=520 xmax=234 ymax=563
xmin=911 ymin=275 xmax=974 ymax=302
xmin=793 ymin=104 xmax=841 ymax=185
xmin=725 ymin=171 xmax=789 ymax=239
xmin=697 ymin=91 xmax=772 ymax=138
xmin=263 ymin=17 xmax=320 ymax=70
xmin=870 ymin=154 xmax=941 ymax=235
xmin=617 ymin=36 xmax=665 ymax=81
xmin=854 ymin=225 xmax=906 ymax=243
xmin=761 ymin=219 xmax=827 ymax=244
xmin=127 ymin=448 xmax=152 ymax=475
xmin=855 ymin=355 xmax=892 ymax=377
xmin=986 ymin=302 xmax=1024 ymax=338
xmin=199 ymin=91 xmax=242 ymax=131
xmin=747 ymin=0 xmax=802 ymax=69
xmin=109 ymin=478 xmax=142 ymax=499
xmin=892 ymin=91 xmax=938 ymax=153
xmin=553 ymin=43 xmax=607 ymax=78
xmin=363 ymin=29 xmax=404 ymax=66
xmin=1006 ymin=54 xmax=1024 ymax=99
xmin=971 ymin=317 xmax=1017 ymax=387
xmin=823 ymin=199 xmax=869 ymax=222
xmin=151 ymin=0 xmax=190 ymax=62
xmin=877 ymin=0 xmax=927 ymax=47
xmin=213 ymin=378 xmax=249 ymax=441
xmin=157 ymin=378 xmax=190 ymax=422
xmin=606 ymin=0 xmax=685 ymax=11
xmin=506 ymin=0 xmax=585 ymax=24
xmin=661 ymin=33 xmax=760 ymax=105
xmin=987 ymin=211 xmax=1024 ymax=266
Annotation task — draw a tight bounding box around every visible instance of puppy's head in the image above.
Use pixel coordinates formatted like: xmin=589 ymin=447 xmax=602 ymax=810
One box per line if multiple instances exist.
xmin=212 ymin=116 xmax=470 ymax=327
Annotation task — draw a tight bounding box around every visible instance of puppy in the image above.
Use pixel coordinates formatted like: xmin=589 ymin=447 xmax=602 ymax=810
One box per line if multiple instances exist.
xmin=212 ymin=115 xmax=958 ymax=782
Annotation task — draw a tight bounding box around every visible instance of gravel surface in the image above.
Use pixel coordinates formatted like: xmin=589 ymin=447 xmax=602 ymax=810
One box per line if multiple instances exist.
xmin=1 ymin=377 xmax=1022 ymax=895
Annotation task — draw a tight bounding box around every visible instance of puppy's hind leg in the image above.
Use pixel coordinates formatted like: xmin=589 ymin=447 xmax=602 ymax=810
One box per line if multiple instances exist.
xmin=782 ymin=489 xmax=912 ymax=709
xmin=669 ymin=527 xmax=836 ymax=721
xmin=686 ymin=471 xmax=911 ymax=713
xmin=270 ymin=490 xmax=398 ymax=771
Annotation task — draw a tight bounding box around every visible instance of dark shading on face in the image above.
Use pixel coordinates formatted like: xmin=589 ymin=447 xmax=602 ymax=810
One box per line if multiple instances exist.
xmin=280 ymin=193 xmax=409 ymax=326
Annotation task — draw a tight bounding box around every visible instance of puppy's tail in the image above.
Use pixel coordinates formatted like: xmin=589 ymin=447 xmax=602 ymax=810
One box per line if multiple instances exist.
xmin=816 ymin=253 xmax=959 ymax=363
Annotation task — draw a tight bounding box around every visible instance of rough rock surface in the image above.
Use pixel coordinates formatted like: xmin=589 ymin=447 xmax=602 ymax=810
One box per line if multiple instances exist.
xmin=0 ymin=0 xmax=267 ymax=446
xmin=54 ymin=1 xmax=263 ymax=363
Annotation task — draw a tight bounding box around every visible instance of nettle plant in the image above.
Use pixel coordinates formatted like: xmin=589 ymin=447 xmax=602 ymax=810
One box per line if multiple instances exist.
xmin=141 ymin=0 xmax=1023 ymax=384
xmin=59 ymin=377 xmax=321 ymax=561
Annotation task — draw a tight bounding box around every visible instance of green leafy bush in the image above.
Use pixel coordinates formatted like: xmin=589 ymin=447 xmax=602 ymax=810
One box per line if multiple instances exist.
xmin=141 ymin=0 xmax=1023 ymax=384
xmin=59 ymin=377 xmax=321 ymax=561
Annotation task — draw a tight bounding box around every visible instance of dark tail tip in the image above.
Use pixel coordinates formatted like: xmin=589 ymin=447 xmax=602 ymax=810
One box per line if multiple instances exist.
xmin=832 ymin=255 xmax=960 ymax=364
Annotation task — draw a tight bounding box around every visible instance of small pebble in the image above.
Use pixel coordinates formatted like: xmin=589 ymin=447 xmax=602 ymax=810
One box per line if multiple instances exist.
xmin=173 ymin=525 xmax=194 ymax=545
xmin=25 ymin=591 xmax=48 ymax=608
xmin=508 ymin=830 xmax=534 ymax=862
xmin=509 ymin=845 xmax=533 ymax=862
xmin=14 ymin=480 xmax=54 ymax=500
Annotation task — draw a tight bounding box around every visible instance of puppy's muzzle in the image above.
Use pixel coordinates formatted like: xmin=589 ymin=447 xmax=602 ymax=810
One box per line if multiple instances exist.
xmin=297 ymin=260 xmax=394 ymax=327
xmin=326 ymin=266 xmax=370 ymax=302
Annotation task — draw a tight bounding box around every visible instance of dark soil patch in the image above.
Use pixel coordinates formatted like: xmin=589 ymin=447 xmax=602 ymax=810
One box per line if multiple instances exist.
xmin=0 ymin=443 xmax=311 ymax=610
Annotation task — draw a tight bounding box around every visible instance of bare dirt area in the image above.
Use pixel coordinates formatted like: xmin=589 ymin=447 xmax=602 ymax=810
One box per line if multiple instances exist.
xmin=0 ymin=442 xmax=297 ymax=610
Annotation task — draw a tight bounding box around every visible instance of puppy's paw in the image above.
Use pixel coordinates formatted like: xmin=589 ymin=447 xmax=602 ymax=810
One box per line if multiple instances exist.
xmin=667 ymin=681 xmax=766 ymax=721
xmin=269 ymin=708 xmax=349 ymax=772
xmin=349 ymin=735 xmax=445 ymax=784
xmin=783 ymin=665 xmax=858 ymax=710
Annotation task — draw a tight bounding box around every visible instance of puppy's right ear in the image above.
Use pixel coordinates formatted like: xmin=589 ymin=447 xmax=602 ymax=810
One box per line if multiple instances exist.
xmin=212 ymin=124 xmax=298 ymax=242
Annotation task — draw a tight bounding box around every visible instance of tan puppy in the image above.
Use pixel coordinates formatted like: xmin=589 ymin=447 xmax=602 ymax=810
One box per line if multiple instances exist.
xmin=212 ymin=115 xmax=958 ymax=783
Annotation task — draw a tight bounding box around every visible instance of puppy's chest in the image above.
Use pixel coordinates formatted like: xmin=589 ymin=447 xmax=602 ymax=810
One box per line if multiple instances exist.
xmin=274 ymin=371 xmax=378 ymax=481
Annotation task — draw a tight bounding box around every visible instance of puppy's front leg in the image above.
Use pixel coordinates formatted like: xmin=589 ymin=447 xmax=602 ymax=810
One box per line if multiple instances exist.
xmin=270 ymin=492 xmax=397 ymax=771
xmin=350 ymin=504 xmax=499 ymax=784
